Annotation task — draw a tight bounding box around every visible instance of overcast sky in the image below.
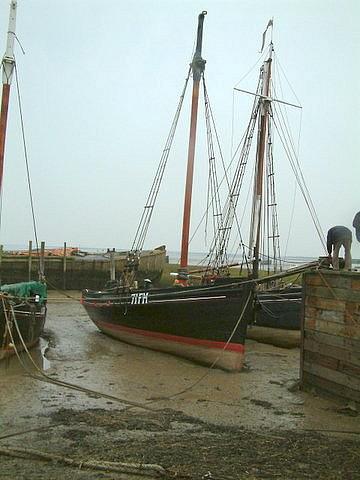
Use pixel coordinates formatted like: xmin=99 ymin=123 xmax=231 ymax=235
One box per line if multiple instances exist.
xmin=0 ymin=0 xmax=359 ymax=259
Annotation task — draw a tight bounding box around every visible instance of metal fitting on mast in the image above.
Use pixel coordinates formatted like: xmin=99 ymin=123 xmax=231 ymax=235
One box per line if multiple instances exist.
xmin=2 ymin=0 xmax=17 ymax=85
xmin=191 ymin=11 xmax=207 ymax=82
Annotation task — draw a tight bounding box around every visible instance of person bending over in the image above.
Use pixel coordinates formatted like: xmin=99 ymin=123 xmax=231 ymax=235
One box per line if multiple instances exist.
xmin=327 ymin=226 xmax=352 ymax=270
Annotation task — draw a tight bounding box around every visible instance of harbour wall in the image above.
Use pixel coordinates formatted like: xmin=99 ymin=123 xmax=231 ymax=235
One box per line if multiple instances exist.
xmin=0 ymin=245 xmax=166 ymax=290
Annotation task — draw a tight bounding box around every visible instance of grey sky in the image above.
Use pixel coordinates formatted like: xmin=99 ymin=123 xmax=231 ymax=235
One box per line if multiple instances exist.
xmin=0 ymin=0 xmax=359 ymax=259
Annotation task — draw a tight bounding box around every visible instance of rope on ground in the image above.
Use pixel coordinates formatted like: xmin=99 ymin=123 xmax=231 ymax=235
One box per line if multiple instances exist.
xmin=0 ymin=424 xmax=63 ymax=441
xmin=44 ymin=279 xmax=81 ymax=301
xmin=0 ymin=446 xmax=167 ymax=477
xmin=2 ymin=287 xmax=253 ymax=413
xmin=302 ymin=428 xmax=360 ymax=435
xmin=1 ymin=296 xmax=156 ymax=412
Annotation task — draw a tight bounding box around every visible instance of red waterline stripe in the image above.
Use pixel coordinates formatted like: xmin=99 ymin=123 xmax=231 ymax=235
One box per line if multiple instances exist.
xmin=96 ymin=320 xmax=245 ymax=353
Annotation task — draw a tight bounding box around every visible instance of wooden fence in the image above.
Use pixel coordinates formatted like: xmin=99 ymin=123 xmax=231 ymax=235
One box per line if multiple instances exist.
xmin=300 ymin=270 xmax=360 ymax=405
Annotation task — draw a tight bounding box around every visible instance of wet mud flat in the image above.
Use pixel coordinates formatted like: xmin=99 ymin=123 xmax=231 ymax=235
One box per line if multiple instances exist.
xmin=0 ymin=293 xmax=359 ymax=479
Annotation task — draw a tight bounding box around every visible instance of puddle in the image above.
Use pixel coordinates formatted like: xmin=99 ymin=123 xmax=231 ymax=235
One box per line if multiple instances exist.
xmin=0 ymin=337 xmax=50 ymax=375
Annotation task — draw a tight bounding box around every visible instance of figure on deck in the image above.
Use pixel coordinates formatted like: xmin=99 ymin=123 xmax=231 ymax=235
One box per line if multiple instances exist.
xmin=353 ymin=211 xmax=360 ymax=242
xmin=326 ymin=226 xmax=352 ymax=270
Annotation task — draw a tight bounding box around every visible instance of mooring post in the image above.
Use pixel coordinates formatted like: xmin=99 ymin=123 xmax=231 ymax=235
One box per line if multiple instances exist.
xmin=63 ymin=241 xmax=67 ymax=290
xmin=39 ymin=241 xmax=45 ymax=282
xmin=110 ymin=248 xmax=116 ymax=281
xmin=28 ymin=240 xmax=32 ymax=281
xmin=0 ymin=244 xmax=3 ymax=285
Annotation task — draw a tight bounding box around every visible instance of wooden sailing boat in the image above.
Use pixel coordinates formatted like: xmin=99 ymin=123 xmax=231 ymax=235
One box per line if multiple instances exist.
xmin=242 ymin=40 xmax=305 ymax=332
xmin=202 ymin=23 xmax=324 ymax=332
xmin=0 ymin=0 xmax=47 ymax=360
xmin=82 ymin=12 xmax=254 ymax=371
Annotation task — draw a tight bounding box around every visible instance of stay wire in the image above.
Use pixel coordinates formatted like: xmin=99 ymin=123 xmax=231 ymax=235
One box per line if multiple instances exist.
xmin=14 ymin=60 xmax=42 ymax=274
xmin=270 ymin=92 xmax=324 ymax=246
xmin=270 ymin=58 xmax=302 ymax=260
xmin=272 ymin=102 xmax=321 ymax=237
xmin=188 ymin=76 xmax=260 ymax=264
xmin=272 ymin=113 xmax=326 ymax=252
xmin=131 ymin=67 xmax=191 ymax=254
xmin=283 ymin=106 xmax=303 ymax=259
xmin=234 ymin=49 xmax=268 ymax=88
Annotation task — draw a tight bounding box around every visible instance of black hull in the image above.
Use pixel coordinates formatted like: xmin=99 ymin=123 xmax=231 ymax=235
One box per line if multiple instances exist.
xmin=254 ymin=287 xmax=302 ymax=330
xmin=82 ymin=283 xmax=253 ymax=371
xmin=0 ymin=301 xmax=47 ymax=360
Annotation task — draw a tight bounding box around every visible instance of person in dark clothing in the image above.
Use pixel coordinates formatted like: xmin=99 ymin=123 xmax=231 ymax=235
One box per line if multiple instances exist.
xmin=327 ymin=226 xmax=352 ymax=270
xmin=353 ymin=211 xmax=360 ymax=242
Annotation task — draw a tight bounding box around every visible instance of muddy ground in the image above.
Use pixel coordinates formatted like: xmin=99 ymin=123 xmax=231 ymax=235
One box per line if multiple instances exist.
xmin=0 ymin=292 xmax=359 ymax=479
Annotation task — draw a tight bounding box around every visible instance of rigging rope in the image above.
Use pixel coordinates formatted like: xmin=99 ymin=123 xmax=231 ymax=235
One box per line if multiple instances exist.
xmin=14 ymin=60 xmax=43 ymax=277
xmin=131 ymin=67 xmax=192 ymax=255
xmin=272 ymin=105 xmax=327 ymax=253
xmin=188 ymin=94 xmax=256 ymax=270
xmin=265 ymin=109 xmax=282 ymax=272
xmin=202 ymin=75 xmax=228 ymax=265
xmin=231 ymin=49 xmax=268 ymax=158
xmin=206 ymin=76 xmax=261 ymax=272
xmin=283 ymin=103 xmax=303 ymax=260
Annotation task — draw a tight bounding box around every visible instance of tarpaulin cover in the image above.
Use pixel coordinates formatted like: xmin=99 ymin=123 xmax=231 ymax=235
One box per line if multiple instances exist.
xmin=0 ymin=281 xmax=47 ymax=303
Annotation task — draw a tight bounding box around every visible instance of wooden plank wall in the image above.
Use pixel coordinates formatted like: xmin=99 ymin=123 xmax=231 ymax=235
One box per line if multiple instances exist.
xmin=300 ymin=271 xmax=360 ymax=405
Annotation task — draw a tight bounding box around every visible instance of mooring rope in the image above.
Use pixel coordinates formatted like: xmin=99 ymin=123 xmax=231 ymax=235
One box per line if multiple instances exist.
xmin=121 ymin=289 xmax=254 ymax=409
xmin=1 ymin=295 xmax=156 ymax=411
xmin=1 ymin=285 xmax=254 ymax=412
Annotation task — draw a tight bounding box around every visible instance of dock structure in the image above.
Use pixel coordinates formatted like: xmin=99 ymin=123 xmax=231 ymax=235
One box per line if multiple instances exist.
xmin=300 ymin=270 xmax=360 ymax=406
xmin=0 ymin=243 xmax=166 ymax=290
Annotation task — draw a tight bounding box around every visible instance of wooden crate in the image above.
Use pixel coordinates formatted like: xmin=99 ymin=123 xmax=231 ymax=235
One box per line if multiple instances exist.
xmin=300 ymin=271 xmax=360 ymax=405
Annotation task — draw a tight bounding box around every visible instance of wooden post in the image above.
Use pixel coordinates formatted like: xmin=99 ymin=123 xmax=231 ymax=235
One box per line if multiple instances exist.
xmin=0 ymin=244 xmax=3 ymax=286
xmin=299 ymin=274 xmax=306 ymax=387
xmin=39 ymin=241 xmax=45 ymax=282
xmin=110 ymin=248 xmax=116 ymax=281
xmin=63 ymin=241 xmax=67 ymax=290
xmin=28 ymin=240 xmax=32 ymax=281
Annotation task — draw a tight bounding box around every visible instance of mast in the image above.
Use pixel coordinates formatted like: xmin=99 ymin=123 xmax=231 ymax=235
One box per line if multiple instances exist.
xmin=249 ymin=44 xmax=273 ymax=279
xmin=179 ymin=11 xmax=207 ymax=271
xmin=0 ymin=0 xmax=17 ymax=194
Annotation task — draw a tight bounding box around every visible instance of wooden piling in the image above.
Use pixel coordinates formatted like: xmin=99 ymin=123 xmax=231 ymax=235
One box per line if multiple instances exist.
xmin=110 ymin=248 xmax=116 ymax=281
xmin=0 ymin=244 xmax=3 ymax=285
xmin=63 ymin=242 xmax=67 ymax=290
xmin=39 ymin=241 xmax=45 ymax=282
xmin=28 ymin=240 xmax=32 ymax=281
